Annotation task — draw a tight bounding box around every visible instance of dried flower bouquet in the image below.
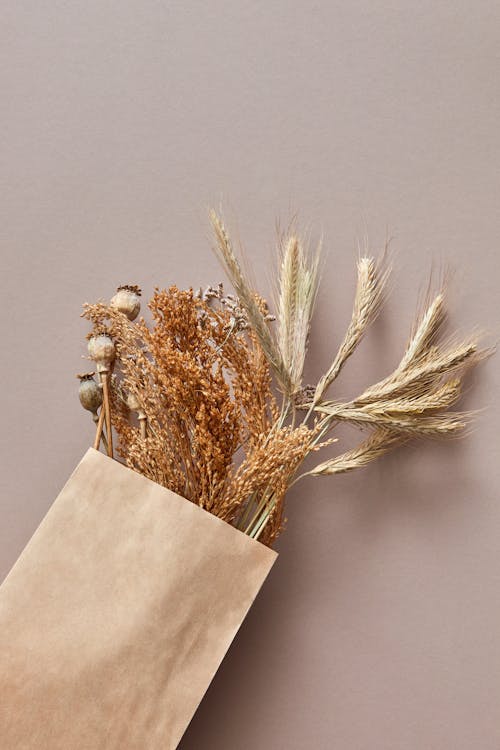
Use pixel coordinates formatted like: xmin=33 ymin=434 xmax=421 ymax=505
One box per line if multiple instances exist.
xmin=0 ymin=211 xmax=491 ymax=750
xmin=80 ymin=211 xmax=490 ymax=547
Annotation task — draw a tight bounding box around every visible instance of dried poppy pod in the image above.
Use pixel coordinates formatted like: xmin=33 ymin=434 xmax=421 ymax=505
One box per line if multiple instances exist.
xmin=126 ymin=390 xmax=148 ymax=439
xmin=87 ymin=332 xmax=116 ymax=374
xmin=77 ymin=373 xmax=108 ymax=452
xmin=77 ymin=373 xmax=102 ymax=422
xmin=110 ymin=285 xmax=141 ymax=321
xmin=87 ymin=331 xmax=115 ymax=458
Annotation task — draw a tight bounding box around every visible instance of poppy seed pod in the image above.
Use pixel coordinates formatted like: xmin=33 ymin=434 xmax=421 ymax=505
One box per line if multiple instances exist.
xmin=110 ymin=285 xmax=141 ymax=321
xmin=88 ymin=333 xmax=116 ymax=373
xmin=77 ymin=373 xmax=102 ymax=419
xmin=126 ymin=391 xmax=141 ymax=412
xmin=126 ymin=390 xmax=148 ymax=438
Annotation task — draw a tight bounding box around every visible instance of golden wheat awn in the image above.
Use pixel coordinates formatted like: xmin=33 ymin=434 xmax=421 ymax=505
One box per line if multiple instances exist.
xmin=79 ymin=212 xmax=491 ymax=546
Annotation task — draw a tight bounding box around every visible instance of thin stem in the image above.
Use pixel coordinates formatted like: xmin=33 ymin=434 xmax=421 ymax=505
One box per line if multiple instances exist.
xmin=93 ymin=406 xmax=106 ymax=451
xmin=301 ymin=398 xmax=318 ymax=426
xmin=101 ymin=371 xmax=113 ymax=458
xmin=257 ymin=396 xmax=291 ymax=456
xmin=236 ymin=490 xmax=258 ymax=530
xmin=214 ymin=320 xmax=237 ymax=353
xmin=244 ymin=486 xmax=274 ymax=535
xmin=289 ymin=417 xmax=340 ymax=488
xmin=92 ymin=412 xmax=108 ymax=452
xmin=253 ymin=504 xmax=275 ymax=540
xmin=247 ymin=417 xmax=336 ymax=538
xmin=311 ymin=415 xmax=338 ymax=447
xmin=289 ymin=470 xmax=310 ymax=488
xmin=250 ymin=492 xmax=278 ymax=540
xmin=100 ymin=431 xmax=108 ymax=452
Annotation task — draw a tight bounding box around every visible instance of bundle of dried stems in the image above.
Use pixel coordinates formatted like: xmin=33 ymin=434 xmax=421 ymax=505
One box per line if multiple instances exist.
xmin=79 ymin=212 xmax=491 ymax=547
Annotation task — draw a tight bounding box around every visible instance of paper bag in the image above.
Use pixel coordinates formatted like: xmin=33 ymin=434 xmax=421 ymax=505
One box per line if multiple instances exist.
xmin=0 ymin=448 xmax=277 ymax=749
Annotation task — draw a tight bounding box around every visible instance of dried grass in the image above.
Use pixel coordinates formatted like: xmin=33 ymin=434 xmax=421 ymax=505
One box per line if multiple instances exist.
xmin=83 ymin=286 xmax=303 ymax=539
xmin=79 ymin=214 xmax=492 ymax=547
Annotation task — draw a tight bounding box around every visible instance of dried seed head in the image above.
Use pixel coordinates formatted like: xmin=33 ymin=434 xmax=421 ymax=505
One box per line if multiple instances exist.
xmin=87 ymin=333 xmax=116 ymax=372
xmin=77 ymin=372 xmax=102 ymax=414
xmin=110 ymin=285 xmax=142 ymax=321
xmin=293 ymin=384 xmax=316 ymax=409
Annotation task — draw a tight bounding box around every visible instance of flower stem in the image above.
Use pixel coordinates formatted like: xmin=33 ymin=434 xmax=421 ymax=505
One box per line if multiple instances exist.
xmin=100 ymin=371 xmax=113 ymax=458
xmin=93 ymin=406 xmax=106 ymax=451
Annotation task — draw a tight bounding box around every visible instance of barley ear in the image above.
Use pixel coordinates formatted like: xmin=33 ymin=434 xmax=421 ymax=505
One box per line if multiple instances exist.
xmin=314 ymin=252 xmax=390 ymax=403
xmin=397 ymin=291 xmax=446 ymax=372
xmin=277 ymin=232 xmax=321 ymax=394
xmin=308 ymin=429 xmax=405 ymax=476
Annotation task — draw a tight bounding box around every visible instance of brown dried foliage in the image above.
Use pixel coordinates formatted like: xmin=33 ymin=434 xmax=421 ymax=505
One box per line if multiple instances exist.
xmin=83 ymin=286 xmax=314 ymax=545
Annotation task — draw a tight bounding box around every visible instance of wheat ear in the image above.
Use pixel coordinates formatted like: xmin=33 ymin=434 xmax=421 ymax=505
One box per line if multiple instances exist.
xmin=314 ymin=253 xmax=389 ymax=403
xmin=307 ymin=429 xmax=405 ymax=477
xmin=277 ymin=232 xmax=321 ymax=394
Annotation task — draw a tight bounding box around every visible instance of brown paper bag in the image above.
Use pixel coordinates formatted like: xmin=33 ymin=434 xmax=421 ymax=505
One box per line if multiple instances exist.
xmin=0 ymin=448 xmax=277 ymax=749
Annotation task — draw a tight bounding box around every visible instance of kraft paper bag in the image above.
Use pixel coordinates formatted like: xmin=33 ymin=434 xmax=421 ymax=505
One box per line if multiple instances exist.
xmin=0 ymin=448 xmax=277 ymax=749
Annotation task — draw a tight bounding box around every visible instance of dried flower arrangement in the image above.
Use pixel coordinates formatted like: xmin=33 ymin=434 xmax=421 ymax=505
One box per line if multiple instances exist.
xmin=80 ymin=211 xmax=491 ymax=547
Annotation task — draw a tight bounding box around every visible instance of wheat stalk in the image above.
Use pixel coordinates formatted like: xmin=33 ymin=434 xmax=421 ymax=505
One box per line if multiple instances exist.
xmin=277 ymin=232 xmax=321 ymax=394
xmin=314 ymin=253 xmax=390 ymax=403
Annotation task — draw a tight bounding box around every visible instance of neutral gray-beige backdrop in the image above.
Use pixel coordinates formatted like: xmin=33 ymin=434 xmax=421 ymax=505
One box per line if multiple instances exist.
xmin=1 ymin=2 xmax=499 ymax=749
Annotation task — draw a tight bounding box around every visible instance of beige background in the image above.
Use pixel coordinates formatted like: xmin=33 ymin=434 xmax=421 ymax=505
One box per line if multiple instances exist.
xmin=1 ymin=2 xmax=499 ymax=748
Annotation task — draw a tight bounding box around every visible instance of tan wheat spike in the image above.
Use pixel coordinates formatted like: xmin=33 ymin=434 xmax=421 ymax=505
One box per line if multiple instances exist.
xmin=397 ymin=291 xmax=446 ymax=371
xmin=316 ymin=379 xmax=466 ymax=435
xmin=309 ymin=429 xmax=405 ymax=476
xmin=354 ymin=338 xmax=487 ymax=405
xmin=317 ymin=406 xmax=467 ymax=436
xmin=277 ymin=232 xmax=320 ymax=394
xmin=319 ymin=378 xmax=461 ymax=418
xmin=277 ymin=235 xmax=300 ymax=383
xmin=314 ymin=253 xmax=390 ymax=402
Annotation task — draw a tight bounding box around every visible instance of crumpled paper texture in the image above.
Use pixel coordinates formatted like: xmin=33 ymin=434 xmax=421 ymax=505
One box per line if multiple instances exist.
xmin=0 ymin=448 xmax=277 ymax=749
